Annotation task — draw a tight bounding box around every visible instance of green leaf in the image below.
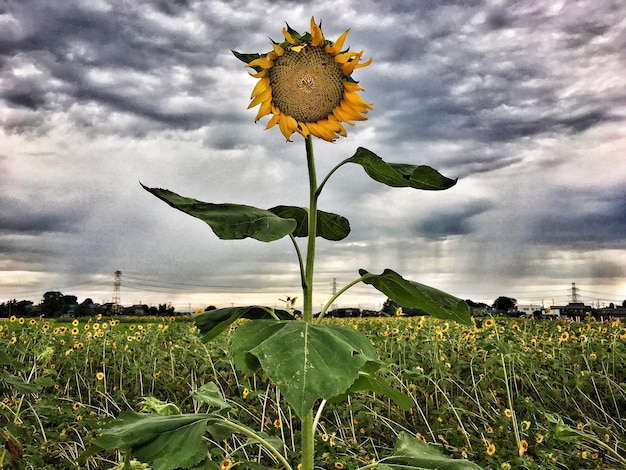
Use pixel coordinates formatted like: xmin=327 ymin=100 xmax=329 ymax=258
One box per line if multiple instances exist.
xmin=195 ymin=306 xmax=295 ymax=342
xmin=269 ymin=205 xmax=350 ymax=241
xmin=141 ymin=184 xmax=296 ymax=242
xmin=94 ymin=411 xmax=215 ymax=470
xmin=348 ymin=372 xmax=414 ymax=410
xmin=346 ymin=147 xmax=457 ymax=190
xmin=231 ymin=321 xmax=380 ymax=419
xmin=192 ymin=382 xmax=230 ymax=412
xmin=359 ymin=269 xmax=471 ymax=325
xmin=545 ymin=413 xmax=585 ymax=443
xmin=0 ymin=350 xmax=16 ymax=366
xmin=383 ymin=432 xmax=484 ymax=469
xmin=231 ymin=50 xmax=264 ymax=65
xmin=0 ymin=370 xmax=40 ymax=394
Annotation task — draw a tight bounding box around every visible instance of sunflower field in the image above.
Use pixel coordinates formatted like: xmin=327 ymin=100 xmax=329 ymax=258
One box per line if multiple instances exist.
xmin=1 ymin=314 xmax=625 ymax=469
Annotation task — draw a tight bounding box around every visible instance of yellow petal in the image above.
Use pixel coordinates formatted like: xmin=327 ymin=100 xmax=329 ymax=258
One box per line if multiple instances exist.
xmin=247 ymin=86 xmax=271 ymax=109
xmin=247 ymin=57 xmax=273 ymax=69
xmin=250 ymin=77 xmax=270 ymax=99
xmin=278 ymin=113 xmax=298 ymax=141
xmin=282 ymin=27 xmax=299 ymax=45
xmin=265 ymin=112 xmax=280 ymax=129
xmin=333 ymin=51 xmax=357 ymax=64
xmin=298 ymin=122 xmax=310 ymax=138
xmin=307 ymin=121 xmax=336 ymax=142
xmin=271 ymin=43 xmax=284 ymax=56
xmin=254 ymin=98 xmax=272 ymax=121
xmin=344 ymin=81 xmax=364 ymax=92
xmin=332 ymin=106 xmax=356 ymax=125
xmin=326 ymin=29 xmax=350 ymax=56
xmin=310 ymin=17 xmax=324 ymax=46
xmin=248 ymin=70 xmax=267 ymax=78
xmin=328 ymin=115 xmax=347 ymax=137
xmin=343 ymin=53 xmax=372 ymax=75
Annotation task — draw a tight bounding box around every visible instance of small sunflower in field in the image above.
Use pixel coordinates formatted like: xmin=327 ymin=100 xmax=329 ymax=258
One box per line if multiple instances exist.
xmin=237 ymin=17 xmax=372 ymax=142
xmin=518 ymin=439 xmax=529 ymax=456
xmin=486 ymin=443 xmax=496 ymax=456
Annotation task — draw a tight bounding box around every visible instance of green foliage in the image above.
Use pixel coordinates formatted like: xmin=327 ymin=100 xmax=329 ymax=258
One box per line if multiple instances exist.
xmin=269 ymin=205 xmax=351 ymax=240
xmin=359 ymin=268 xmax=471 ymax=325
xmin=94 ymin=411 xmax=216 ymax=470
xmin=2 ymin=316 xmax=626 ymax=468
xmin=231 ymin=320 xmax=381 ymax=418
xmin=380 ymin=432 xmax=484 ymax=469
xmin=346 ymin=147 xmax=457 ymax=190
xmin=141 ymin=184 xmax=297 ymax=242
xmin=195 ymin=305 xmax=294 ymax=341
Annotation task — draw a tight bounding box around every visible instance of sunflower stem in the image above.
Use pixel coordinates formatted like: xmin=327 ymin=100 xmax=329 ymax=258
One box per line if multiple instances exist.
xmin=303 ymin=134 xmax=317 ymax=323
xmin=316 ymin=156 xmax=352 ymax=197
xmin=301 ymin=134 xmax=317 ymax=470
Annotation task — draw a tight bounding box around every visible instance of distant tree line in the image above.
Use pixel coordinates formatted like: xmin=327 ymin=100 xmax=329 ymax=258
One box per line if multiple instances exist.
xmin=0 ymin=291 xmax=190 ymax=318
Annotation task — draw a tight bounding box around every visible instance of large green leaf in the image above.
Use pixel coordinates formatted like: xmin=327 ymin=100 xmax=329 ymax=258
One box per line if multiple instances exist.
xmin=231 ymin=321 xmax=380 ymax=418
xmin=382 ymin=432 xmax=484 ymax=469
xmin=141 ymin=184 xmax=296 ymax=242
xmin=359 ymin=269 xmax=471 ymax=325
xmin=94 ymin=411 xmax=215 ymax=470
xmin=346 ymin=147 xmax=457 ymax=190
xmin=195 ymin=306 xmax=295 ymax=342
xmin=269 ymin=205 xmax=350 ymax=241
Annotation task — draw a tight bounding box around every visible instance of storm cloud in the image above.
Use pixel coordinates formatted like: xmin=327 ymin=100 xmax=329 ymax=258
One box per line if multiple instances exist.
xmin=1 ymin=0 xmax=625 ymax=309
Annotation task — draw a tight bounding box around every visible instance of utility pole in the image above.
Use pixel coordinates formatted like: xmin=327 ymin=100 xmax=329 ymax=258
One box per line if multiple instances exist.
xmin=570 ymin=282 xmax=579 ymax=303
xmin=112 ymin=270 xmax=122 ymax=313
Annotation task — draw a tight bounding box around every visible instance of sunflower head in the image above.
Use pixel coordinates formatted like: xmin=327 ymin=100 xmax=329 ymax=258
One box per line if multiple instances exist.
xmin=234 ymin=17 xmax=372 ymax=142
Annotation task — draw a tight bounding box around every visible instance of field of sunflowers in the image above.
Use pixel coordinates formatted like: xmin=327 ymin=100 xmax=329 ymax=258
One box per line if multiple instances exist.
xmin=1 ymin=313 xmax=625 ymax=469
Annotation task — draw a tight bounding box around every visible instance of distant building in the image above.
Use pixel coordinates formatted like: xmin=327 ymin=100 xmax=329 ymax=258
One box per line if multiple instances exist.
xmin=549 ymin=302 xmax=595 ymax=319
xmin=597 ymin=306 xmax=626 ymax=319
xmin=517 ymin=304 xmax=544 ymax=316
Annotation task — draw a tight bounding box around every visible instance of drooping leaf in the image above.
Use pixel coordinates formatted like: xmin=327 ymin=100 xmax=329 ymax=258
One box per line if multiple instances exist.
xmin=192 ymin=382 xmax=230 ymax=412
xmin=269 ymin=205 xmax=351 ymax=241
xmin=195 ymin=306 xmax=295 ymax=342
xmin=359 ymin=269 xmax=471 ymax=325
xmin=346 ymin=372 xmax=414 ymax=410
xmin=94 ymin=411 xmax=215 ymax=470
xmin=231 ymin=321 xmax=380 ymax=418
xmin=141 ymin=184 xmax=296 ymax=242
xmin=382 ymin=432 xmax=484 ymax=469
xmin=346 ymin=147 xmax=457 ymax=190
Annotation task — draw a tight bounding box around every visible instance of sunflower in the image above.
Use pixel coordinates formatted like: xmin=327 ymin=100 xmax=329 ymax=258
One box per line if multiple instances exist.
xmin=235 ymin=17 xmax=372 ymax=142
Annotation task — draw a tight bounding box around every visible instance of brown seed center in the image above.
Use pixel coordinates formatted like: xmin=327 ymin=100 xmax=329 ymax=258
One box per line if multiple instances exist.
xmin=269 ymin=46 xmax=344 ymax=123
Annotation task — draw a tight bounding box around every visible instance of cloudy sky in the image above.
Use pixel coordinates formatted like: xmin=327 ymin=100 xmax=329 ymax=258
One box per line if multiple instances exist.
xmin=1 ymin=0 xmax=625 ymax=312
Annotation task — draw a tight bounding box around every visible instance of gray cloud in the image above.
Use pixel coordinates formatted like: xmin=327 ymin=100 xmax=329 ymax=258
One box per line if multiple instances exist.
xmin=414 ymin=200 xmax=493 ymax=240
xmin=1 ymin=0 xmax=625 ymax=308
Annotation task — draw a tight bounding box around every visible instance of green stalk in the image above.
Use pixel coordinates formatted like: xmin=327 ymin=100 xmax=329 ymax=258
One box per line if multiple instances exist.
xmin=303 ymin=134 xmax=317 ymax=324
xmin=301 ymin=134 xmax=317 ymax=470
xmin=316 ymin=275 xmax=366 ymax=323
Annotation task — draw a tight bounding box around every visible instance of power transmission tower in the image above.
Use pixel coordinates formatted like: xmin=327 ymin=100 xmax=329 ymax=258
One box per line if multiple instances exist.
xmin=112 ymin=270 xmax=122 ymax=313
xmin=570 ymin=282 xmax=579 ymax=303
